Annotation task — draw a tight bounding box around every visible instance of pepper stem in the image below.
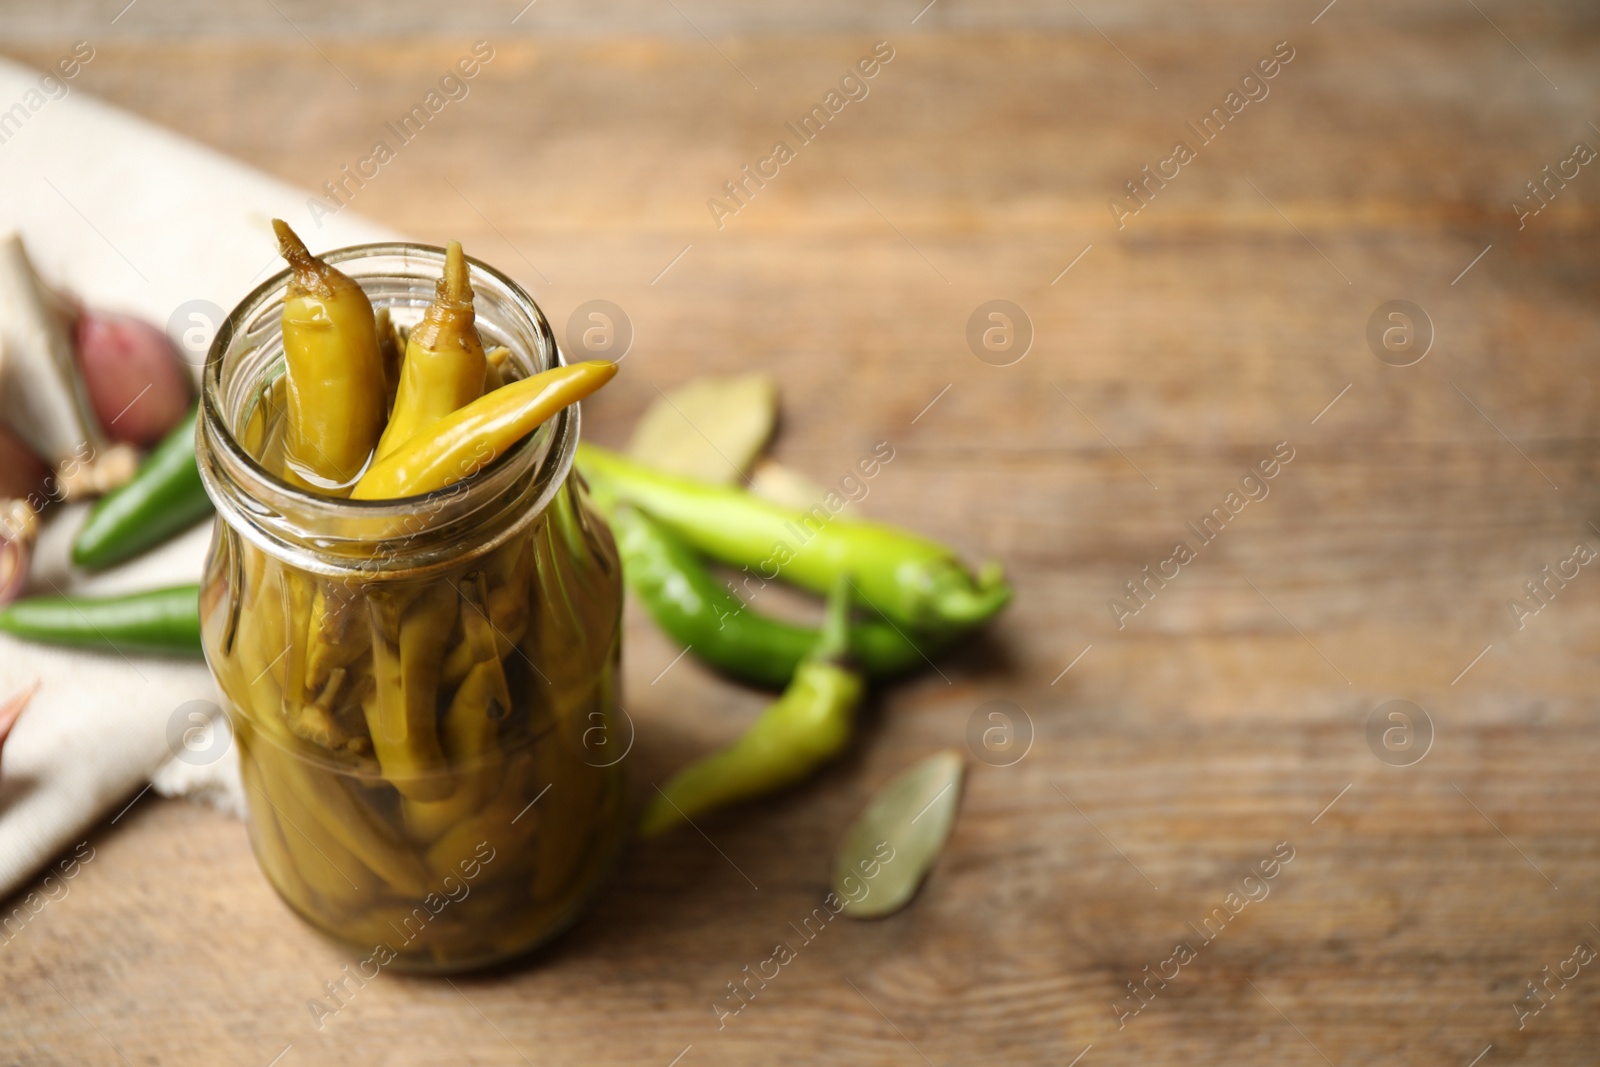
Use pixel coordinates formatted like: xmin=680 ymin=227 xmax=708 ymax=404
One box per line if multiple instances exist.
xmin=440 ymin=240 xmax=473 ymax=305
xmin=271 ymin=218 xmax=321 ymax=289
xmin=931 ymin=573 xmax=1013 ymax=627
xmin=810 ymin=577 xmax=852 ymax=664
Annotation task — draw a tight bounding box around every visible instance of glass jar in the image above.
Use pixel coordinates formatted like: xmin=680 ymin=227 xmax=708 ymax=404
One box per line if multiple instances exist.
xmin=195 ymin=244 xmax=627 ymax=972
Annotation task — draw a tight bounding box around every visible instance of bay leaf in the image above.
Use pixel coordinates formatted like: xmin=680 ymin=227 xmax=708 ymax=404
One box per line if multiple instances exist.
xmin=748 ymin=457 xmax=829 ymax=512
xmin=833 ymin=749 xmax=964 ymax=918
xmin=627 ymin=374 xmax=776 ymax=484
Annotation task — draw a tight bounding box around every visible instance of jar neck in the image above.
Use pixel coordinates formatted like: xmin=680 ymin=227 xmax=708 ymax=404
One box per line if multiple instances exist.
xmin=196 ymin=242 xmax=571 ymax=580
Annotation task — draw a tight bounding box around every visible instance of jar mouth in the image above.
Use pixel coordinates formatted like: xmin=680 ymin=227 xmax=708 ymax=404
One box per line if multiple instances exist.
xmin=198 ymin=241 xmax=574 ymax=579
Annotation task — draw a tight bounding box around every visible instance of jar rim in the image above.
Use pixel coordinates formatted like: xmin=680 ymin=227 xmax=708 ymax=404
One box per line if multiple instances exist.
xmin=198 ymin=241 xmax=575 ymax=578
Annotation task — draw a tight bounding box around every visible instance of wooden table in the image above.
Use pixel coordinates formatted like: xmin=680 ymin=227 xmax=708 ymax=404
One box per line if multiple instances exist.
xmin=5 ymin=4 xmax=1600 ymax=1063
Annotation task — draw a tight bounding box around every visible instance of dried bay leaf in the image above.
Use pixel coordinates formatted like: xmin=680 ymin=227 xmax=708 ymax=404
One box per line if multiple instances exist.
xmin=748 ymin=458 xmax=830 ymax=512
xmin=627 ymin=374 xmax=777 ymax=484
xmin=834 ymin=749 xmax=964 ymax=918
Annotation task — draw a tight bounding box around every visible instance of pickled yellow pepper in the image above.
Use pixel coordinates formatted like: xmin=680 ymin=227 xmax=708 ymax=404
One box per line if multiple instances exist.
xmin=272 ymin=219 xmax=387 ymax=489
xmin=351 ymin=361 xmax=618 ymax=500
xmin=364 ymin=584 xmax=457 ymax=801
xmin=374 ymin=241 xmax=488 ymax=461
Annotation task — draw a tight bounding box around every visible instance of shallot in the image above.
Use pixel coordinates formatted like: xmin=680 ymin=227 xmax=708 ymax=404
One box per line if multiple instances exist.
xmin=75 ymin=310 xmax=192 ymax=447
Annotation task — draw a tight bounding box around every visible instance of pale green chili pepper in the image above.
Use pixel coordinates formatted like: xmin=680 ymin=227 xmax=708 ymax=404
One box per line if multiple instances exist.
xmin=640 ymin=581 xmax=865 ymax=836
xmin=576 ymin=444 xmax=1011 ymax=633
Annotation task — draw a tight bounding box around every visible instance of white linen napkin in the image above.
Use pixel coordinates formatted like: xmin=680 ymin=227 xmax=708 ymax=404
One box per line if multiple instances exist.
xmin=0 ymin=56 xmax=396 ymax=898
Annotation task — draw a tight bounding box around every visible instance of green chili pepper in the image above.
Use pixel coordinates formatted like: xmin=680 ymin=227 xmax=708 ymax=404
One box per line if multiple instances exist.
xmin=71 ymin=405 xmax=212 ymax=570
xmin=640 ymin=581 xmax=865 ymax=836
xmin=577 ymin=443 xmax=1012 ymax=632
xmin=607 ymin=502 xmax=939 ymax=689
xmin=0 ymin=583 xmax=203 ymax=657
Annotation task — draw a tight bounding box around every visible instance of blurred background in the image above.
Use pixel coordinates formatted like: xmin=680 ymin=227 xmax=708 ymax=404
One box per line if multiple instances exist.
xmin=2 ymin=1 xmax=1599 ymax=1064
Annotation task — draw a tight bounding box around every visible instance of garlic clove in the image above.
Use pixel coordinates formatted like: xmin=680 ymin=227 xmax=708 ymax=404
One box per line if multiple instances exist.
xmin=75 ymin=310 xmax=193 ymax=447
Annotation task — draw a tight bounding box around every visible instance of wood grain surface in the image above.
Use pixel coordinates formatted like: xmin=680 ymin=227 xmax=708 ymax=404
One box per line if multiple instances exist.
xmin=4 ymin=2 xmax=1600 ymax=1064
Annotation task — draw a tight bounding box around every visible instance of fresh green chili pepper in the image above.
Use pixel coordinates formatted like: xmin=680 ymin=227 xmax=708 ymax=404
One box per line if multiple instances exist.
xmin=71 ymin=405 xmax=212 ymax=570
xmin=0 ymin=583 xmax=202 ymax=657
xmin=640 ymin=581 xmax=865 ymax=836
xmin=576 ymin=444 xmax=1011 ymax=632
xmin=606 ymin=502 xmax=939 ymax=689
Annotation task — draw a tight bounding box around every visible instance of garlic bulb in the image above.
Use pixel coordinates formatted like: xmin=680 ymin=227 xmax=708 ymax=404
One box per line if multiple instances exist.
xmin=0 ymin=233 xmax=136 ymax=499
